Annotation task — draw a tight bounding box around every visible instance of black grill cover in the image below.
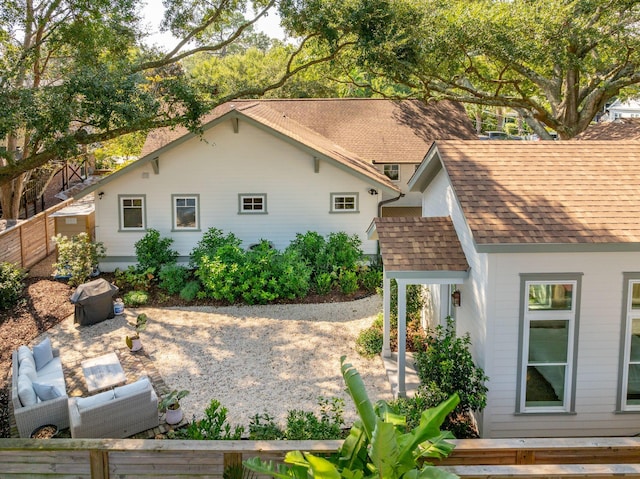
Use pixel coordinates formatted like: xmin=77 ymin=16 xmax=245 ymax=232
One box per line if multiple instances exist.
xmin=69 ymin=278 xmax=119 ymax=326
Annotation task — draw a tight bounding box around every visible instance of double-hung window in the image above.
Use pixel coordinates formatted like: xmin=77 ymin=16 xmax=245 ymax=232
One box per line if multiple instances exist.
xmin=238 ymin=194 xmax=267 ymax=214
xmin=119 ymin=195 xmax=145 ymax=231
xmin=331 ymin=193 xmax=358 ymax=213
xmin=619 ymin=274 xmax=640 ymax=411
xmin=517 ymin=274 xmax=581 ymax=413
xmin=172 ymin=194 xmax=199 ymax=230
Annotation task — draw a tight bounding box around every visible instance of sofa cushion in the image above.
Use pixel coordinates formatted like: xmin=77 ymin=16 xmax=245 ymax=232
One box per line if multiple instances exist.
xmin=32 ymin=382 xmax=62 ymax=401
xmin=114 ymin=377 xmax=150 ymax=398
xmin=76 ymin=390 xmax=114 ymax=410
xmin=17 ymin=345 xmax=33 ymax=364
xmin=18 ymin=361 xmax=37 ymax=381
xmin=33 ymin=337 xmax=53 ymax=371
xmin=17 ymin=375 xmax=37 ymax=407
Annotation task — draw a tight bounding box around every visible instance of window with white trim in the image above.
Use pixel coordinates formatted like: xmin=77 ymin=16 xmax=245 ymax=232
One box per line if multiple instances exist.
xmin=331 ymin=193 xmax=358 ymax=213
xmin=518 ymin=276 xmax=580 ymax=413
xmin=239 ymin=194 xmax=267 ymax=214
xmin=119 ymin=195 xmax=145 ymax=230
xmin=173 ymin=195 xmax=199 ymax=229
xmin=383 ymin=164 xmax=399 ymax=181
xmin=620 ymin=275 xmax=640 ymax=410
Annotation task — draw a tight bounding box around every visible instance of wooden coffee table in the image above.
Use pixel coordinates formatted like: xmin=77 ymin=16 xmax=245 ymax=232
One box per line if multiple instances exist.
xmin=81 ymin=352 xmax=126 ymax=393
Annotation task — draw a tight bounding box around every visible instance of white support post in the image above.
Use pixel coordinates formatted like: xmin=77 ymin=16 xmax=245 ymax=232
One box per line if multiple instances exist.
xmin=382 ymin=273 xmax=391 ymax=358
xmin=397 ymin=279 xmax=407 ymax=398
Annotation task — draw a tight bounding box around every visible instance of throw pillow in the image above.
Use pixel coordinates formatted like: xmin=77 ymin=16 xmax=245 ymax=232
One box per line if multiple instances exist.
xmin=17 ymin=345 xmax=33 ymax=364
xmin=19 ymin=354 xmax=36 ymax=373
xmin=18 ymin=362 xmax=37 ymax=381
xmin=32 ymin=382 xmax=62 ymax=402
xmin=114 ymin=377 xmax=150 ymax=398
xmin=17 ymin=375 xmax=37 ymax=407
xmin=33 ymin=337 xmax=53 ymax=371
xmin=76 ymin=390 xmax=115 ymax=410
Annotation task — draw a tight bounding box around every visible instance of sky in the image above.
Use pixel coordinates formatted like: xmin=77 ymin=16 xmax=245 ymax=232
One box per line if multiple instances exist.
xmin=141 ymin=0 xmax=286 ymax=51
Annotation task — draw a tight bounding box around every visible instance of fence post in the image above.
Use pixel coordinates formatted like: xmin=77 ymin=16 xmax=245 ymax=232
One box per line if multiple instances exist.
xmin=89 ymin=449 xmax=109 ymax=479
xmin=223 ymin=452 xmax=243 ymax=476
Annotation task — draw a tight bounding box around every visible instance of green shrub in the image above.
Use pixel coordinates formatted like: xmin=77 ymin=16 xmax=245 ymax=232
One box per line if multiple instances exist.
xmin=338 ymin=269 xmax=359 ymax=295
xmin=248 ymin=413 xmax=284 ymax=440
xmin=314 ymin=272 xmax=334 ymax=295
xmin=180 ymin=280 xmax=201 ymax=302
xmin=0 ymin=262 xmax=26 ymax=310
xmin=325 ymin=232 xmax=363 ymax=273
xmin=359 ymin=265 xmax=382 ymax=292
xmin=414 ymin=317 xmax=488 ymax=433
xmin=189 ymin=227 xmax=242 ymax=268
xmin=134 ymin=229 xmax=178 ymax=274
xmin=286 ymin=231 xmax=327 ymax=277
xmin=52 ymin=233 xmax=106 ymax=287
xmin=390 ymin=280 xmax=424 ymax=323
xmin=172 ymin=400 xmax=244 ymax=440
xmin=355 ymin=324 xmax=384 ymax=357
xmin=196 ymin=243 xmax=246 ymax=303
xmin=158 ymin=264 xmax=190 ymax=295
xmin=113 ymin=265 xmax=155 ymax=291
xmin=284 ymin=397 xmax=345 ymax=440
xmin=123 ymin=290 xmax=149 ymax=307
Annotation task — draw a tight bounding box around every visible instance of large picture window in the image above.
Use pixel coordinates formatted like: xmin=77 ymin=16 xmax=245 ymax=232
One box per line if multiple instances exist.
xmin=517 ymin=275 xmax=581 ymax=413
xmin=119 ymin=195 xmax=145 ymax=231
xmin=172 ymin=195 xmax=199 ymax=230
xmin=331 ymin=193 xmax=358 ymax=213
xmin=619 ymin=275 xmax=640 ymax=411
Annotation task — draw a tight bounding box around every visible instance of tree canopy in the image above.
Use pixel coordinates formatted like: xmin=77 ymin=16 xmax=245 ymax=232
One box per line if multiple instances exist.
xmin=0 ymin=0 xmax=348 ymax=218
xmin=281 ymin=0 xmax=640 ymax=139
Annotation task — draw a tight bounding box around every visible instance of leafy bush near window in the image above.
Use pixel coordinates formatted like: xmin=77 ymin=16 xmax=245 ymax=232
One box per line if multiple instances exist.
xmin=134 ymin=229 xmax=179 ymax=274
xmin=0 ymin=261 xmax=26 ymax=310
xmin=52 ymin=233 xmax=106 ymax=287
xmin=189 ymin=227 xmax=242 ymax=269
xmin=113 ymin=265 xmax=155 ymax=291
xmin=179 ymin=280 xmax=201 ymax=302
xmin=158 ymin=264 xmax=190 ymax=295
xmin=338 ymin=269 xmax=359 ymax=295
xmin=170 ymin=400 xmax=245 ymax=440
xmin=412 ymin=317 xmax=488 ymax=437
xmin=123 ymin=290 xmax=149 ymax=307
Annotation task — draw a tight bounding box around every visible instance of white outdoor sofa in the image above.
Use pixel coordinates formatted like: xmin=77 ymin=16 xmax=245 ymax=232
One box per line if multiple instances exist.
xmin=11 ymin=340 xmax=70 ymax=438
xmin=68 ymin=376 xmax=159 ymax=438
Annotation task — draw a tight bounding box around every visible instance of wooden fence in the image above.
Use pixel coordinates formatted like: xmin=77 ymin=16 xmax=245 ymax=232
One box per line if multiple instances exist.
xmin=1 ymin=437 xmax=639 ymax=478
xmin=0 ymin=199 xmax=72 ymax=269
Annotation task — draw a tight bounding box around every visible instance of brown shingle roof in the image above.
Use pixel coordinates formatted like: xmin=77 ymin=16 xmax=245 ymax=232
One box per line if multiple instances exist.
xmin=373 ymin=217 xmax=469 ymax=271
xmin=140 ymin=98 xmax=476 ymax=164
xmin=432 ymin=140 xmax=640 ymax=246
xmin=575 ymin=119 xmax=640 ymax=140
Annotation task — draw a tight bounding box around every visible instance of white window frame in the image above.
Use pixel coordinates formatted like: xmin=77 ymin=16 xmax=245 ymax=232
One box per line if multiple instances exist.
xmin=517 ymin=274 xmax=581 ymax=414
xmin=330 ymin=193 xmax=359 ymax=213
xmin=618 ymin=274 xmax=640 ymax=412
xmin=172 ymin=194 xmax=199 ymax=230
xmin=238 ymin=194 xmax=267 ymax=214
xmin=383 ymin=164 xmax=399 ymax=181
xmin=119 ymin=195 xmax=146 ymax=231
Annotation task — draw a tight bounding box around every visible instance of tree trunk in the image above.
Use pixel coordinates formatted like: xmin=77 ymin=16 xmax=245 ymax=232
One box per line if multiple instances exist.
xmin=0 ymin=175 xmax=27 ymax=219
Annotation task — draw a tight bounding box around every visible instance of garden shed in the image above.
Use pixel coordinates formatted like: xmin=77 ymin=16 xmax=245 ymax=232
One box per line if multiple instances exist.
xmin=50 ymin=196 xmax=95 ymax=240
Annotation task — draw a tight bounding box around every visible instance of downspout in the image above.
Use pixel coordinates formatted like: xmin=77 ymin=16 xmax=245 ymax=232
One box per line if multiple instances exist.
xmin=376 ymin=192 xmax=405 ymax=256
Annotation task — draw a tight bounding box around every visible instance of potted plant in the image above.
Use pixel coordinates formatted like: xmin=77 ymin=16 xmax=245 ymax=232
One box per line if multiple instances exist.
xmin=159 ymin=389 xmax=190 ymax=425
xmin=125 ymin=313 xmax=148 ymax=352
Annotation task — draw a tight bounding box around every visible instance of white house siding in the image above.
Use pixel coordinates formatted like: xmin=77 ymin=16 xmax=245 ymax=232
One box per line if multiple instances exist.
xmin=483 ymin=251 xmax=640 ymax=438
xmin=94 ymin=120 xmax=384 ymax=271
xmin=378 ymin=163 xmax=422 ymax=209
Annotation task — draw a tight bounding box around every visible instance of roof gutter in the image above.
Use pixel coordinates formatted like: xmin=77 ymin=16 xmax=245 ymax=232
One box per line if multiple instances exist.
xmin=377 ymin=192 xmax=405 ymax=217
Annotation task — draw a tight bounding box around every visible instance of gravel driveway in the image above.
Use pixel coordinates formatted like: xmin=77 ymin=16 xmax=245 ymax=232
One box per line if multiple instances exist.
xmin=43 ymin=295 xmax=392 ymax=430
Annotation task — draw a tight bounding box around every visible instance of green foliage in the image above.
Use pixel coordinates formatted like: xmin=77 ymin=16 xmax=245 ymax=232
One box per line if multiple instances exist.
xmin=414 ymin=318 xmax=488 ymax=422
xmin=355 ymin=325 xmax=384 ymax=358
xmin=159 ymin=264 xmax=190 ymax=295
xmin=390 ymin=280 xmax=424 ymax=323
xmin=173 ymin=399 xmax=245 ymax=440
xmin=284 ymin=397 xmax=345 ymax=440
xmin=359 ymin=265 xmax=382 ymax=293
xmin=189 ymin=228 xmax=242 ymax=269
xmin=245 ymin=357 xmax=459 ymax=479
xmin=134 ymin=229 xmax=179 ymax=275
xmin=0 ymin=262 xmax=26 ymax=310
xmin=338 ymin=269 xmax=358 ymax=295
xmin=113 ymin=265 xmax=155 ymax=291
xmin=123 ymin=290 xmax=149 ymax=307
xmin=159 ymin=389 xmax=190 ymax=411
xmin=314 ymin=272 xmax=334 ymax=295
xmin=180 ymin=280 xmax=201 ymax=302
xmin=93 ymin=131 xmax=146 ymax=170
xmin=52 ymin=233 xmax=106 ymax=287
xmin=249 ymin=413 xmax=285 ymax=440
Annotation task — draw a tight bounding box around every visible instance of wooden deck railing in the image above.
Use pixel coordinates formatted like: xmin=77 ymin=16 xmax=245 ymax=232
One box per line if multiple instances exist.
xmin=1 ymin=437 xmax=639 ymax=478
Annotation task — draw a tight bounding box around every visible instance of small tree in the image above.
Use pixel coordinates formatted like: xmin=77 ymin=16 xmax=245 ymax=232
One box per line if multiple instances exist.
xmin=53 ymin=233 xmax=106 ymax=287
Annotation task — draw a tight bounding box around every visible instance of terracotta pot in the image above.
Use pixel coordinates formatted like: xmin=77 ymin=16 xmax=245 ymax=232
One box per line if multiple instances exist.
xmin=165 ymin=407 xmax=183 ymax=425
